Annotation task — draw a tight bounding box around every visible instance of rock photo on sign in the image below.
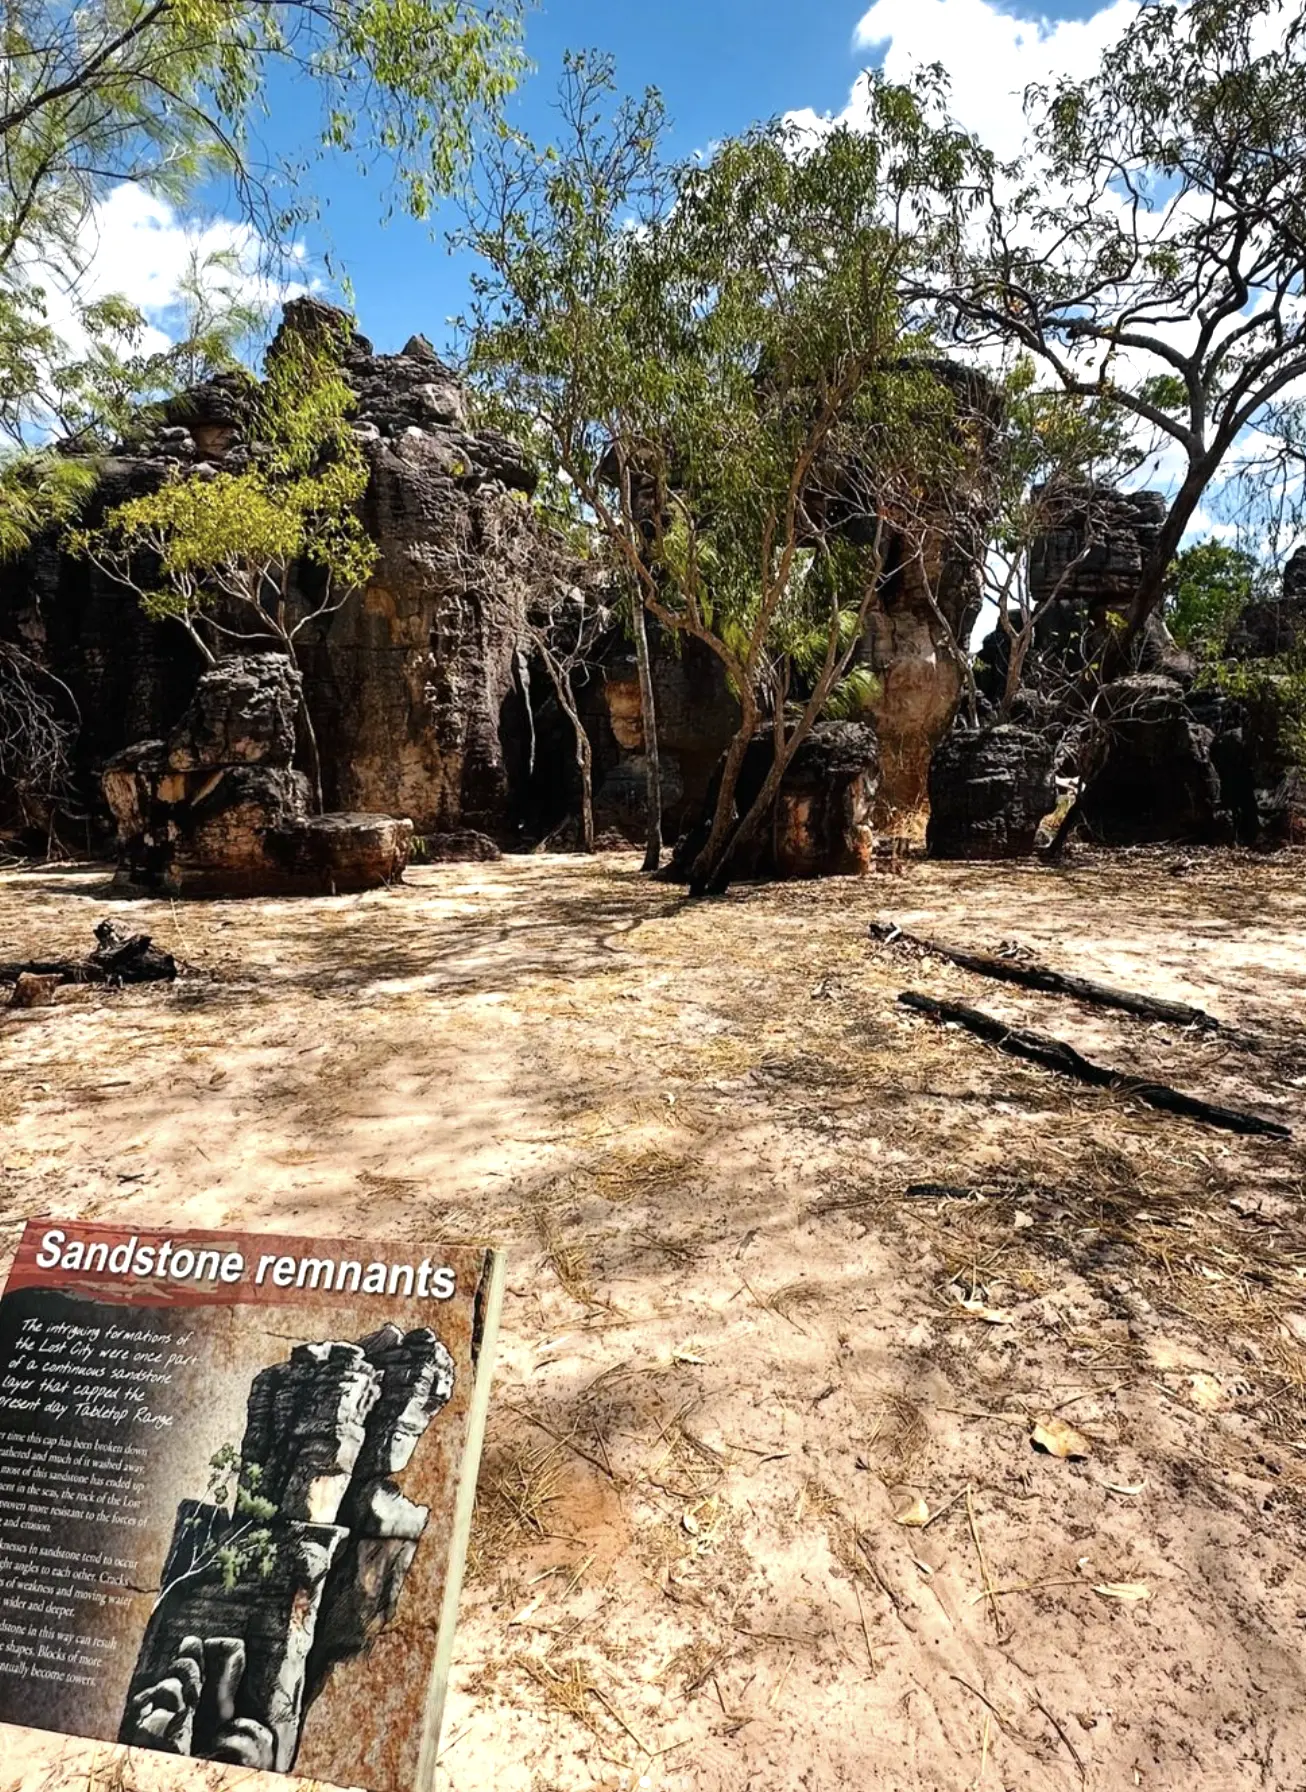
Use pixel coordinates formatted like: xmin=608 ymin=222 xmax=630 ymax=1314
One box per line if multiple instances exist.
xmin=0 ymin=1222 xmax=505 ymax=1792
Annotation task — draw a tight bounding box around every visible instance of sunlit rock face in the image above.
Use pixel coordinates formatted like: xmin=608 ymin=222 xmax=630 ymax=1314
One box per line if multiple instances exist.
xmin=0 ymin=298 xmax=553 ymax=845
xmin=103 ymin=653 xmax=413 ymax=895
xmin=858 ymin=522 xmax=988 ymax=822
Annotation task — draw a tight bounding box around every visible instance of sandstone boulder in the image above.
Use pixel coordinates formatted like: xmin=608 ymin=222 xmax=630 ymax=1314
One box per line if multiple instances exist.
xmin=411 ymin=829 xmax=502 ymax=863
xmin=1078 ymin=676 xmax=1230 ymax=845
xmin=669 ymin=720 xmax=879 ymax=882
xmin=926 ymin=725 xmax=1056 ymax=858
xmin=263 ymin=812 xmax=413 ymax=895
xmin=103 ymin=654 xmax=412 ymax=895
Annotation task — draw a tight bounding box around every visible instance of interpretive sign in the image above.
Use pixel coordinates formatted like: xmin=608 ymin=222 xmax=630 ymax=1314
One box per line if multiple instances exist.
xmin=0 ymin=1218 xmax=505 ymax=1792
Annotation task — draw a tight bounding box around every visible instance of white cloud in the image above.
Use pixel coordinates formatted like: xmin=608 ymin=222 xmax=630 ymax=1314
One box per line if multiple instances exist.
xmin=40 ymin=184 xmax=313 ymax=365
xmin=846 ymin=0 xmax=1137 ymax=159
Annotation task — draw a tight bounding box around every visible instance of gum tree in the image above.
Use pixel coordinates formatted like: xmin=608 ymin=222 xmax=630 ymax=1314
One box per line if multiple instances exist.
xmin=940 ymin=0 xmax=1306 ymax=652
xmin=461 ymin=55 xmax=988 ymax=889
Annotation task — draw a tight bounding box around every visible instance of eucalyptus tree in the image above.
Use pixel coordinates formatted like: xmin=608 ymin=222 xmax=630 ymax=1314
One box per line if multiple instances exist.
xmin=461 ymin=54 xmax=988 ymax=888
xmin=941 ymin=0 xmax=1306 ymax=650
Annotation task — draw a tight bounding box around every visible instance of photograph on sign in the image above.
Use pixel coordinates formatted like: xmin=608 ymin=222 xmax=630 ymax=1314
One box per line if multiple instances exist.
xmin=0 ymin=1220 xmax=505 ymax=1792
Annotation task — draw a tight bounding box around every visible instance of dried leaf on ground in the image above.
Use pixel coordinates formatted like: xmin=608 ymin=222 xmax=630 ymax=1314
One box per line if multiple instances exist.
xmin=957 ymin=1296 xmax=1014 ymax=1324
xmin=893 ymin=1496 xmax=931 ymax=1527
xmin=1094 ymin=1581 xmax=1152 ymax=1602
xmin=1032 ymin=1417 xmax=1092 ymax=1460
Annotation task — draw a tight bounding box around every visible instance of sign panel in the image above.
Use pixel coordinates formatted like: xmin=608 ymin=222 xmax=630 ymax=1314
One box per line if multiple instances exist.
xmin=0 ymin=1220 xmax=505 ymax=1792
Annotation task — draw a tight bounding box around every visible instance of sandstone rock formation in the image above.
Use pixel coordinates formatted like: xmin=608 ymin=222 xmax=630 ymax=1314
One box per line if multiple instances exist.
xmin=668 ymin=721 xmax=879 ymax=882
xmin=589 ymin=635 xmax=739 ymax=840
xmin=0 ymin=299 xmax=549 ymax=848
xmin=103 ymin=653 xmax=412 ymax=894
xmin=926 ymin=725 xmax=1057 ymax=858
xmin=1228 ymin=546 xmax=1306 ymax=660
xmin=1028 ymin=487 xmax=1168 ymax=615
xmin=589 ymin=360 xmax=999 ymax=828
xmin=0 ymin=304 xmax=1007 ymax=867
xmin=857 ymin=525 xmax=989 ymax=821
xmin=1077 ymin=675 xmax=1232 ymax=845
xmin=835 ymin=364 xmax=1001 ymax=821
xmin=120 ymin=1323 xmax=454 ymax=1772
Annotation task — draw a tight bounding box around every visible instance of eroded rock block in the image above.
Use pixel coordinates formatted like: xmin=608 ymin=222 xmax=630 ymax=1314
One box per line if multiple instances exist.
xmin=927 ymin=725 xmax=1056 ymax=859
xmin=263 ymin=812 xmax=413 ymax=894
xmin=669 ymin=721 xmax=879 ymax=882
xmin=102 ymin=654 xmax=412 ymax=895
xmin=411 ymin=829 xmax=502 ymax=863
xmin=1078 ymin=675 xmax=1230 ymax=846
xmin=163 ymin=654 xmax=300 ymax=771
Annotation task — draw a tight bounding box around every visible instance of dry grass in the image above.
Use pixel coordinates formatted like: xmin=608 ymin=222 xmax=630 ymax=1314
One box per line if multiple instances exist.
xmin=468 ymin=1441 xmax=570 ymax=1579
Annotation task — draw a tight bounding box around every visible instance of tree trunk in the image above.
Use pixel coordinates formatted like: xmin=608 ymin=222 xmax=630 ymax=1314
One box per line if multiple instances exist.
xmin=702 ymin=705 xmax=820 ymax=895
xmin=298 ymin=696 xmax=325 ymax=814
xmin=999 ymin=624 xmax=1031 ymax=718
xmin=264 ymin=613 xmax=324 ymax=814
xmin=536 ymin=639 xmax=594 ymax=852
xmin=1120 ymin=462 xmax=1214 ymax=650
xmin=630 ymin=594 xmax=663 ymax=872
xmin=687 ymin=697 xmax=758 ymax=896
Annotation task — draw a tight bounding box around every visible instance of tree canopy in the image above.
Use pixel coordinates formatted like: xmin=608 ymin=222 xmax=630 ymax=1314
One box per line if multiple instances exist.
xmin=936 ymin=0 xmax=1306 ymax=644
xmin=461 ymin=53 xmax=992 ymax=884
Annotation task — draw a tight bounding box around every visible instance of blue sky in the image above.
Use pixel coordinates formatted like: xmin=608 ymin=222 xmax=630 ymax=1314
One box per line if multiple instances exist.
xmin=263 ymin=0 xmax=1118 ymax=356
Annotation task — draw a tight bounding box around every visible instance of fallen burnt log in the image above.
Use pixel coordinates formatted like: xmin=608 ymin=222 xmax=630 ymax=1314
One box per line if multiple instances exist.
xmin=898 ymin=991 xmax=1291 ymax=1139
xmin=871 ymin=922 xmax=1259 ymax=1049
xmin=1 ymin=920 xmax=177 ymax=989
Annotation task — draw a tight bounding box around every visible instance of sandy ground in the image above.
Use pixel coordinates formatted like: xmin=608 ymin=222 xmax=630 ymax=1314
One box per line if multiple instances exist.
xmin=2 ymin=846 xmax=1306 ymax=1792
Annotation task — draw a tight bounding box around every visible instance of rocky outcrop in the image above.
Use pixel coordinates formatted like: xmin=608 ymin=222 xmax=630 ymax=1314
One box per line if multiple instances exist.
xmin=120 ymin=1323 xmax=455 ymax=1770
xmin=1077 ymin=676 xmax=1231 ymax=845
xmin=0 ymin=305 xmax=1008 ymax=860
xmin=0 ymin=299 xmax=550 ymax=847
xmin=1028 ymin=487 xmax=1167 ymax=615
xmin=1228 ymin=546 xmax=1306 ymax=660
xmin=103 ymin=653 xmax=412 ymax=894
xmin=591 ymin=634 xmax=738 ymax=839
xmin=590 ymin=360 xmax=1000 ymax=827
xmin=1057 ymin=670 xmax=1306 ymax=850
xmin=850 ymin=367 xmax=1001 ymax=819
xmin=926 ymin=725 xmax=1056 ymax=858
xmin=669 ymin=721 xmax=879 ymax=882
xmin=858 ymin=526 xmax=987 ymax=819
